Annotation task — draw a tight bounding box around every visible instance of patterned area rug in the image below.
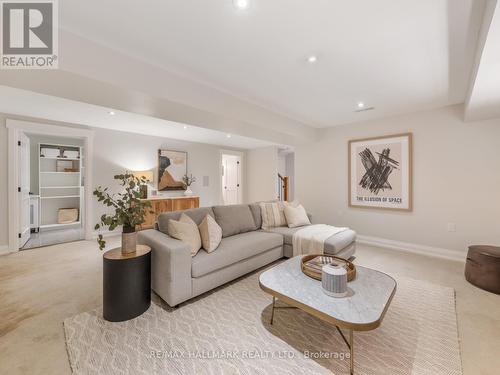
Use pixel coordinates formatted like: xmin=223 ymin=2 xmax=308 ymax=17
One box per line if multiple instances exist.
xmin=64 ymin=270 xmax=462 ymax=375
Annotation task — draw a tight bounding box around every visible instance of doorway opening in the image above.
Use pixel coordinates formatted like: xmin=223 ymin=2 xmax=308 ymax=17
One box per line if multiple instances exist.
xmin=277 ymin=147 xmax=294 ymax=201
xmin=7 ymin=119 xmax=93 ymax=253
xmin=19 ymin=133 xmax=86 ymax=249
xmin=220 ymin=151 xmax=243 ymax=205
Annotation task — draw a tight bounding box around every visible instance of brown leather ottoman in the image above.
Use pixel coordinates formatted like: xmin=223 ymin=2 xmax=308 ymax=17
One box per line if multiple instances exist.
xmin=465 ymin=246 xmax=500 ymax=294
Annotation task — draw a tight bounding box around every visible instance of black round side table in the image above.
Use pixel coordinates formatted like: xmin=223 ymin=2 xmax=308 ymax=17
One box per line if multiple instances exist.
xmin=103 ymin=245 xmax=151 ymax=322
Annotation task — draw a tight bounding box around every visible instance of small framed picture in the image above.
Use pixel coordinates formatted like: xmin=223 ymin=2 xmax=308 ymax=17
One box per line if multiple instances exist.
xmin=349 ymin=133 xmax=412 ymax=211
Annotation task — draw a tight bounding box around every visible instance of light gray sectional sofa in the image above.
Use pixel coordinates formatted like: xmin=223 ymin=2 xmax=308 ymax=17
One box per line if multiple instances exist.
xmin=138 ymin=203 xmax=356 ymax=307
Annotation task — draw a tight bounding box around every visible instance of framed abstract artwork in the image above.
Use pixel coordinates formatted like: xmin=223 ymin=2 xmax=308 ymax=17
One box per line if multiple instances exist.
xmin=158 ymin=150 xmax=187 ymax=191
xmin=348 ymin=133 xmax=412 ymax=211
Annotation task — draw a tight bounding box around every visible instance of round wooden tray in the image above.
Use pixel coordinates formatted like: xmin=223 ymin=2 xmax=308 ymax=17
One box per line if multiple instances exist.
xmin=301 ymin=254 xmax=356 ymax=282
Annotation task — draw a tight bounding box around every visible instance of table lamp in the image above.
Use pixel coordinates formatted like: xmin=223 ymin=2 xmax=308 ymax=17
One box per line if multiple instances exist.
xmin=132 ymin=170 xmax=153 ymax=199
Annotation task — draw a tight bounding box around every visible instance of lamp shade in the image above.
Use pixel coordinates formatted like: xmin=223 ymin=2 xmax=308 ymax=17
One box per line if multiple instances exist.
xmin=133 ymin=170 xmax=153 ymax=182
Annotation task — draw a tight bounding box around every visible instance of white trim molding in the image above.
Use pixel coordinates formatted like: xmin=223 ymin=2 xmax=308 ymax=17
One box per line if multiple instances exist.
xmin=0 ymin=245 xmax=9 ymax=255
xmin=357 ymin=235 xmax=466 ymax=263
xmin=92 ymin=230 xmax=121 ymax=240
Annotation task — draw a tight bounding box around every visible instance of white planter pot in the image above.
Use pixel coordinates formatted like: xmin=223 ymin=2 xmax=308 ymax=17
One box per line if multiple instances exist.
xmin=184 ymin=187 xmax=193 ymax=196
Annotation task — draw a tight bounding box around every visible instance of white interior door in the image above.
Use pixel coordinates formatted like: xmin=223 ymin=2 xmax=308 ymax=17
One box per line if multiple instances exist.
xmin=18 ymin=133 xmax=31 ymax=248
xmin=222 ymin=154 xmax=241 ymax=205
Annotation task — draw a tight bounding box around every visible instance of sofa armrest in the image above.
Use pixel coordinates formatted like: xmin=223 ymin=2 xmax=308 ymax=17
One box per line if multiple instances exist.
xmin=137 ymin=229 xmax=192 ymax=307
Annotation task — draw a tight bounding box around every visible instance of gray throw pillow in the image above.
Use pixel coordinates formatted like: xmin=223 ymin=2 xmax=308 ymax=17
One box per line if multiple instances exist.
xmin=248 ymin=203 xmax=262 ymax=229
xmin=212 ymin=204 xmax=258 ymax=238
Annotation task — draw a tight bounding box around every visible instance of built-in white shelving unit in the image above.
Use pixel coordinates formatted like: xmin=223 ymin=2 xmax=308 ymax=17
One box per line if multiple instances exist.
xmin=38 ymin=143 xmax=84 ymax=230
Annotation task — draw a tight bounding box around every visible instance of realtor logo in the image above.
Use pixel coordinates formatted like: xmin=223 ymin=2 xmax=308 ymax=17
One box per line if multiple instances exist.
xmin=1 ymin=0 xmax=58 ymax=69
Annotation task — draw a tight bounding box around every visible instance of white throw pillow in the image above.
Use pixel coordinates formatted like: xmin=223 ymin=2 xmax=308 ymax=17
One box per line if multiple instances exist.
xmin=198 ymin=214 xmax=222 ymax=253
xmin=260 ymin=201 xmax=287 ymax=230
xmin=283 ymin=204 xmax=311 ymax=228
xmin=167 ymin=213 xmax=202 ymax=257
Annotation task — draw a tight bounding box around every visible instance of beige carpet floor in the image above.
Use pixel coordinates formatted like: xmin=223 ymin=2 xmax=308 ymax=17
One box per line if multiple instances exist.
xmin=64 ymin=269 xmax=462 ymax=375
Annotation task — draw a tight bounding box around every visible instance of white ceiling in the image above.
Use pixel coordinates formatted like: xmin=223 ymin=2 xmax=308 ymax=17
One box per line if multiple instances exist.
xmin=59 ymin=0 xmax=487 ymax=127
xmin=0 ymin=86 xmax=275 ymax=149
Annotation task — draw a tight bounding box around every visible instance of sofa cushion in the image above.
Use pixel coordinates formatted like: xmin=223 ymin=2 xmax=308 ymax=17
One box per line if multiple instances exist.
xmin=265 ymin=227 xmax=356 ymax=254
xmin=265 ymin=226 xmax=304 ymax=245
xmin=324 ymin=229 xmax=357 ymax=253
xmin=158 ymin=207 xmax=215 ymax=236
xmin=167 ymin=213 xmax=202 ymax=257
xmin=284 ymin=204 xmax=311 ymax=228
xmin=260 ymin=201 xmax=287 ymax=229
xmin=212 ymin=204 xmax=257 ymax=238
xmin=248 ymin=203 xmax=262 ymax=229
xmin=198 ymin=214 xmax=222 ymax=253
xmin=191 ymin=231 xmax=283 ymax=278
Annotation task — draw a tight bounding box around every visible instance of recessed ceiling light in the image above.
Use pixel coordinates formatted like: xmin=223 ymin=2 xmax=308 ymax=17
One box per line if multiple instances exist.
xmin=183 ymin=125 xmax=188 ymax=129
xmin=226 ymin=134 xmax=232 ymax=138
xmin=357 ymin=102 xmax=365 ymax=108
xmin=307 ymin=55 xmax=318 ymax=63
xmin=233 ymin=0 xmax=249 ymax=10
xmin=108 ymin=111 xmax=115 ymax=116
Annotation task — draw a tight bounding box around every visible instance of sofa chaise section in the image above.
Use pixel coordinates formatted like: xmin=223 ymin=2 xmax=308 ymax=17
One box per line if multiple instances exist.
xmin=265 ymin=226 xmax=357 ymax=259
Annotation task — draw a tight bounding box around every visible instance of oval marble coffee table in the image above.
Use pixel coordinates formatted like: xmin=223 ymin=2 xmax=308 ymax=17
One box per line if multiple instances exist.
xmin=259 ymin=256 xmax=397 ymax=375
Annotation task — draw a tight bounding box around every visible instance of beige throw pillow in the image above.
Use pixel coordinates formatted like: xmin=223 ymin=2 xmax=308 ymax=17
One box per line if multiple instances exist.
xmin=167 ymin=213 xmax=202 ymax=257
xmin=260 ymin=201 xmax=287 ymax=230
xmin=198 ymin=214 xmax=222 ymax=253
xmin=284 ymin=204 xmax=311 ymax=228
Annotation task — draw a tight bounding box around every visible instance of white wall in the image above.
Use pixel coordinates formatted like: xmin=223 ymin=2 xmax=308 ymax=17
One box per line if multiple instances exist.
xmin=295 ymin=105 xmax=500 ymax=253
xmin=246 ymin=146 xmax=279 ymax=203
xmin=91 ymin=128 xmax=244 ymax=229
xmin=0 ymin=115 xmax=245 ymax=248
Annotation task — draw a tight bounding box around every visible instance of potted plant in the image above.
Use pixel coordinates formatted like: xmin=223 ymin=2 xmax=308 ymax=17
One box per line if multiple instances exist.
xmin=182 ymin=174 xmax=196 ymax=196
xmin=93 ymin=172 xmax=153 ymax=254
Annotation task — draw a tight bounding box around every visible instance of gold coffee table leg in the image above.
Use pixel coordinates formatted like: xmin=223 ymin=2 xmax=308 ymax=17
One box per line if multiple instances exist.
xmin=336 ymin=327 xmax=354 ymax=374
xmin=349 ymin=329 xmax=354 ymax=375
xmin=270 ymin=296 xmax=276 ymax=325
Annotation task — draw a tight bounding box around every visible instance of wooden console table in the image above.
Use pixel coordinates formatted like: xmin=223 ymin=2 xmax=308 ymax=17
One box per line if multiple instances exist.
xmin=138 ymin=196 xmax=199 ymax=230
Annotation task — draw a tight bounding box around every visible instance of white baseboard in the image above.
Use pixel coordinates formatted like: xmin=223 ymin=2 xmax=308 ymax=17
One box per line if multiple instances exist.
xmin=91 ymin=230 xmax=121 ymax=240
xmin=356 ymin=235 xmax=466 ymax=263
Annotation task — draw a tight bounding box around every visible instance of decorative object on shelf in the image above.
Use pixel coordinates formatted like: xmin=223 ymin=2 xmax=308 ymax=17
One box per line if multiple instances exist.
xmin=63 ymin=149 xmax=80 ymax=159
xmin=349 ymin=133 xmax=412 ymax=211
xmin=40 ymin=147 xmax=61 ymax=158
xmin=56 ymin=159 xmax=79 ymax=172
xmin=58 ymin=208 xmax=79 ymax=224
xmin=301 ymin=254 xmax=356 ymax=282
xmin=182 ymin=174 xmax=196 ymax=196
xmin=465 ymin=245 xmax=500 ymax=295
xmin=132 ymin=170 xmax=153 ymax=199
xmin=93 ymin=172 xmax=153 ymax=254
xmin=322 ymin=264 xmax=348 ymax=297
xmin=158 ymin=149 xmax=187 ymax=191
